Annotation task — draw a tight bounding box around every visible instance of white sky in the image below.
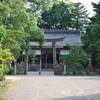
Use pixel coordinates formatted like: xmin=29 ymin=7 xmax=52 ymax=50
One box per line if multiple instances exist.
xmin=70 ymin=0 xmax=99 ymax=16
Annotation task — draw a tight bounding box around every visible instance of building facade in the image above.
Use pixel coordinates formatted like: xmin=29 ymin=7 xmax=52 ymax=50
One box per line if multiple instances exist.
xmin=29 ymin=29 xmax=82 ymax=71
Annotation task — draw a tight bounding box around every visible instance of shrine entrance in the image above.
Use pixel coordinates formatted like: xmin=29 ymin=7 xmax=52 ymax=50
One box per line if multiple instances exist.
xmin=25 ymin=36 xmax=65 ymax=75
xmin=41 ymin=49 xmax=60 ymax=69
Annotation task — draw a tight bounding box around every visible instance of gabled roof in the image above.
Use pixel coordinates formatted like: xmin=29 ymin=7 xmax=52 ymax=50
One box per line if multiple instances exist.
xmin=29 ymin=29 xmax=82 ymax=48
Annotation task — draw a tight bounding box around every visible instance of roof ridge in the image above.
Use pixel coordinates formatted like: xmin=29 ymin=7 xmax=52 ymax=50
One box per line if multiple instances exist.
xmin=44 ymin=29 xmax=80 ymax=33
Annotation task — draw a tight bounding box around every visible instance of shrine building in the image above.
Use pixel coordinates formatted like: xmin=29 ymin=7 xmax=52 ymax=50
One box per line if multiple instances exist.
xmin=29 ymin=29 xmax=82 ymax=71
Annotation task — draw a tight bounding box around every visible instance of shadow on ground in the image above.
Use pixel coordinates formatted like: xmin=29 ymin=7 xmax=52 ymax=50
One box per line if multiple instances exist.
xmin=52 ymin=94 xmax=100 ymax=100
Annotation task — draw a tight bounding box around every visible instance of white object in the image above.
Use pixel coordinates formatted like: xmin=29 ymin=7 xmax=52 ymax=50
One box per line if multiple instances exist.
xmin=35 ymin=50 xmax=41 ymax=55
xmin=60 ymin=50 xmax=69 ymax=55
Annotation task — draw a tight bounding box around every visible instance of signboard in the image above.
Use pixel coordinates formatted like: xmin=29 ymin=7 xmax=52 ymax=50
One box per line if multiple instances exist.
xmin=60 ymin=50 xmax=69 ymax=55
xmin=35 ymin=50 xmax=41 ymax=55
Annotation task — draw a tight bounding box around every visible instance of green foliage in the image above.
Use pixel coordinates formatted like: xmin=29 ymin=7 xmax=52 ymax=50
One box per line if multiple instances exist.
xmin=0 ymin=49 xmax=15 ymax=81
xmin=1 ymin=65 xmax=9 ymax=75
xmin=40 ymin=2 xmax=72 ymax=29
xmin=0 ymin=0 xmax=46 ymax=78
xmin=27 ymin=50 xmax=36 ymax=59
xmin=61 ymin=45 xmax=88 ymax=69
xmin=83 ymin=1 xmax=100 ymax=67
xmin=0 ymin=84 xmax=7 ymax=88
xmin=39 ymin=1 xmax=89 ymax=30
xmin=71 ymin=2 xmax=89 ymax=31
xmin=0 ymin=27 xmax=6 ymax=41
xmin=0 ymin=49 xmax=15 ymax=63
xmin=0 ymin=2 xmax=11 ymax=26
xmin=0 ymin=26 xmax=6 ymax=50
xmin=6 ymin=67 xmax=14 ymax=75
xmin=11 ymin=10 xmax=30 ymax=30
xmin=0 ymin=0 xmax=45 ymax=59
xmin=2 ymin=29 xmax=29 ymax=58
xmin=22 ymin=44 xmax=31 ymax=51
xmin=3 ymin=0 xmax=25 ymax=9
xmin=0 ymin=68 xmax=4 ymax=81
xmin=27 ymin=0 xmax=60 ymax=14
xmin=29 ymin=28 xmax=45 ymax=44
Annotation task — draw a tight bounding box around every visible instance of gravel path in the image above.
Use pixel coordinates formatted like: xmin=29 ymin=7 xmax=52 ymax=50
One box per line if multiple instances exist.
xmin=4 ymin=71 xmax=100 ymax=100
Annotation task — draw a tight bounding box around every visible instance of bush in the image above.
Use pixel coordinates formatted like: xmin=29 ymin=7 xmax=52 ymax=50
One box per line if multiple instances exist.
xmin=0 ymin=64 xmax=14 ymax=81
xmin=2 ymin=65 xmax=10 ymax=75
xmin=61 ymin=45 xmax=88 ymax=69
xmin=6 ymin=67 xmax=14 ymax=75
xmin=0 ymin=68 xmax=5 ymax=81
xmin=0 ymin=65 xmax=9 ymax=81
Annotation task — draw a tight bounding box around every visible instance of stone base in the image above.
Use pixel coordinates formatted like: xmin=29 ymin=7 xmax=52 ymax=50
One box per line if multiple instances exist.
xmin=85 ymin=64 xmax=95 ymax=72
xmin=54 ymin=63 xmax=62 ymax=75
xmin=16 ymin=62 xmax=25 ymax=75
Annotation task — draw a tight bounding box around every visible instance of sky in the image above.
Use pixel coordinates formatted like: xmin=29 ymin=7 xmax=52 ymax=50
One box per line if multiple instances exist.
xmin=71 ymin=0 xmax=99 ymax=16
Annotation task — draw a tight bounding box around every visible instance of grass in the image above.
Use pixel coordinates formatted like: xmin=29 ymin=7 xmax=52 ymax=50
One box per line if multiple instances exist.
xmin=0 ymin=80 xmax=10 ymax=100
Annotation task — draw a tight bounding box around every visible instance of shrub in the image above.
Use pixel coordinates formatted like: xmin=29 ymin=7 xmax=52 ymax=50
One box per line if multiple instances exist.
xmin=2 ymin=65 xmax=9 ymax=75
xmin=0 ymin=49 xmax=15 ymax=81
xmin=61 ymin=44 xmax=88 ymax=69
xmin=6 ymin=67 xmax=14 ymax=75
xmin=0 ymin=68 xmax=5 ymax=81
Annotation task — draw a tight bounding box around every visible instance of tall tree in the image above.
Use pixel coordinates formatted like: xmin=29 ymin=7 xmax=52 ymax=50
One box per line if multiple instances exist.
xmin=38 ymin=1 xmax=89 ymax=30
xmin=0 ymin=0 xmax=45 ymax=74
xmin=26 ymin=0 xmax=60 ymax=13
xmin=83 ymin=1 xmax=100 ymax=68
xmin=39 ymin=1 xmax=72 ymax=29
xmin=1 ymin=0 xmax=45 ymax=56
xmin=71 ymin=2 xmax=89 ymax=31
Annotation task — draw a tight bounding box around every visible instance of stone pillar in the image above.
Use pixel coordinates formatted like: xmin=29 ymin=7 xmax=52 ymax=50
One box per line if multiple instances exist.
xmin=24 ymin=51 xmax=28 ymax=75
xmin=52 ymin=42 xmax=56 ymax=75
xmin=52 ymin=42 xmax=57 ymax=65
xmin=88 ymin=55 xmax=92 ymax=65
xmin=85 ymin=55 xmax=95 ymax=73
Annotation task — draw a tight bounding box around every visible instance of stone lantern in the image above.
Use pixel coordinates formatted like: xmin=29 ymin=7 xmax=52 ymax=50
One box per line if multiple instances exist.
xmin=85 ymin=55 xmax=95 ymax=72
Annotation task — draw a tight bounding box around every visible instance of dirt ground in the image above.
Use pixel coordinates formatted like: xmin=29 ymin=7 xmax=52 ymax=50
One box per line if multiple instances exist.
xmin=3 ymin=71 xmax=100 ymax=100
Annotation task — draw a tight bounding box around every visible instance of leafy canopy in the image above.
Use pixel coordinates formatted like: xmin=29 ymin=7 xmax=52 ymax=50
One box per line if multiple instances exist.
xmin=61 ymin=44 xmax=88 ymax=69
xmin=82 ymin=1 xmax=100 ymax=67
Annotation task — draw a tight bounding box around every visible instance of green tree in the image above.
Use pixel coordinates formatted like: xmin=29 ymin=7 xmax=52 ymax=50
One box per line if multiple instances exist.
xmin=0 ymin=26 xmax=6 ymax=50
xmin=71 ymin=2 xmax=89 ymax=31
xmin=0 ymin=27 xmax=15 ymax=81
xmin=1 ymin=0 xmax=45 ymax=57
xmin=83 ymin=2 xmax=100 ymax=68
xmin=0 ymin=0 xmax=45 ymax=74
xmin=61 ymin=45 xmax=88 ymax=69
xmin=39 ymin=1 xmax=72 ymax=29
xmin=0 ymin=49 xmax=15 ymax=81
xmin=39 ymin=1 xmax=89 ymax=30
xmin=26 ymin=0 xmax=60 ymax=13
xmin=0 ymin=2 xmax=11 ymax=26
